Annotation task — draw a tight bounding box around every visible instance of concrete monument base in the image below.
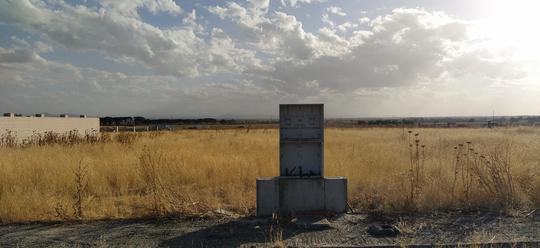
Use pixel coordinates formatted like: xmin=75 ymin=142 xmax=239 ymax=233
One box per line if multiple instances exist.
xmin=256 ymin=177 xmax=347 ymax=217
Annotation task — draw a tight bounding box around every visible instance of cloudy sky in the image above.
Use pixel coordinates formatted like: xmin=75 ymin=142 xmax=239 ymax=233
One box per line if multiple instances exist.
xmin=0 ymin=0 xmax=539 ymax=118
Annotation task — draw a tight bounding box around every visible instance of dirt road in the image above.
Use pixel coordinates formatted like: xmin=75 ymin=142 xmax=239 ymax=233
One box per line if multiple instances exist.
xmin=1 ymin=211 xmax=539 ymax=247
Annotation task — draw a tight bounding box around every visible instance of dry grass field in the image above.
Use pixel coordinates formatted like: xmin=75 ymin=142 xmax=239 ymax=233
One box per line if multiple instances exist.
xmin=1 ymin=127 xmax=540 ymax=223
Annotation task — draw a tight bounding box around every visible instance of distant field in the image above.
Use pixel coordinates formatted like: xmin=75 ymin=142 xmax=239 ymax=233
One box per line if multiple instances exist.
xmin=0 ymin=127 xmax=539 ymax=223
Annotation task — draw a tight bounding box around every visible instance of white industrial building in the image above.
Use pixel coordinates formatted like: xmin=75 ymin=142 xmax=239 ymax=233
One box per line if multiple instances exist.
xmin=0 ymin=113 xmax=100 ymax=142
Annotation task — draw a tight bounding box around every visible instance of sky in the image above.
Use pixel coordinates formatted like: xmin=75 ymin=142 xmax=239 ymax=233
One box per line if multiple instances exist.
xmin=0 ymin=0 xmax=539 ymax=118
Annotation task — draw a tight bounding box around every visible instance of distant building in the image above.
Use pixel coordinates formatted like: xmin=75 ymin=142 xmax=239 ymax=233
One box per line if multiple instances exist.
xmin=0 ymin=113 xmax=99 ymax=142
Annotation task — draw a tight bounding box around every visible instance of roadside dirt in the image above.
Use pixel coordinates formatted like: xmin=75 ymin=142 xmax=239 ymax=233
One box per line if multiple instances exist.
xmin=0 ymin=211 xmax=539 ymax=247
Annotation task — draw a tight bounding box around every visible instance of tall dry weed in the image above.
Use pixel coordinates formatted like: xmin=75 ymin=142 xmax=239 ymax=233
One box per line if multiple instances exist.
xmin=73 ymin=160 xmax=90 ymax=219
xmin=451 ymin=141 xmax=519 ymax=209
xmin=138 ymin=147 xmax=165 ymax=216
xmin=1 ymin=129 xmax=106 ymax=147
xmin=405 ymin=131 xmax=427 ymax=210
xmin=0 ymin=127 xmax=538 ymax=223
xmin=115 ymin=132 xmax=137 ymax=145
xmin=0 ymin=130 xmax=16 ymax=147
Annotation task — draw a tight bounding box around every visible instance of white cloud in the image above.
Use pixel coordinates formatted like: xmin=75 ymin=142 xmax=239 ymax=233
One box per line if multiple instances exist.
xmin=249 ymin=0 xmax=270 ymax=10
xmin=252 ymin=8 xmax=527 ymax=99
xmin=209 ymin=28 xmax=263 ymax=72
xmin=0 ymin=0 xmax=260 ymax=77
xmin=0 ymin=48 xmax=41 ymax=64
xmin=336 ymin=22 xmax=359 ymax=32
xmin=0 ymin=46 xmax=277 ymax=117
xmin=208 ymin=3 xmax=319 ymax=61
xmin=0 ymin=38 xmax=45 ymax=64
xmin=208 ymin=1 xmax=270 ymax=28
xmin=100 ymin=0 xmax=182 ymax=17
xmin=280 ymin=0 xmax=326 ymax=7
xmin=0 ymin=1 xmax=537 ymax=116
xmin=321 ymin=13 xmax=334 ymax=27
xmin=359 ymin=17 xmax=370 ymax=24
xmin=326 ymin=6 xmax=347 ymax=16
xmin=208 ymin=2 xmax=248 ymax=21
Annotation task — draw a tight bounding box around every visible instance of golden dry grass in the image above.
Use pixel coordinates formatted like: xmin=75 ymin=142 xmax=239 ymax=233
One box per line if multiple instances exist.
xmin=0 ymin=127 xmax=539 ymax=223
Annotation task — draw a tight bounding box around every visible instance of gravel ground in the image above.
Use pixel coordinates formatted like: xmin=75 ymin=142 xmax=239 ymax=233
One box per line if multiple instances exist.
xmin=0 ymin=211 xmax=539 ymax=247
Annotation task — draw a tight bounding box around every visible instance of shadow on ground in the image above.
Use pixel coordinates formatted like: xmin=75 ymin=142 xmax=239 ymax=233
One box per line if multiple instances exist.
xmin=162 ymin=216 xmax=330 ymax=247
xmin=1 ymin=212 xmax=539 ymax=247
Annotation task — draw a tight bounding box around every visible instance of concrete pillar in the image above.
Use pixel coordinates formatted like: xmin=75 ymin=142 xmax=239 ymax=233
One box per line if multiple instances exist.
xmin=256 ymin=104 xmax=348 ymax=217
xmin=257 ymin=177 xmax=347 ymax=216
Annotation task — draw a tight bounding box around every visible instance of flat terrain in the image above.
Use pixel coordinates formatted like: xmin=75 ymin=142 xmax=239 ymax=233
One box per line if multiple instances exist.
xmin=1 ymin=128 xmax=540 ymax=223
xmin=1 ymin=211 xmax=539 ymax=247
xmin=1 ymin=128 xmax=540 ymax=247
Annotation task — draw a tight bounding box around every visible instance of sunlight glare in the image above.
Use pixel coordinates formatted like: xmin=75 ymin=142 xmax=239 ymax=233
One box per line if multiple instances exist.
xmin=482 ymin=0 xmax=540 ymax=57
